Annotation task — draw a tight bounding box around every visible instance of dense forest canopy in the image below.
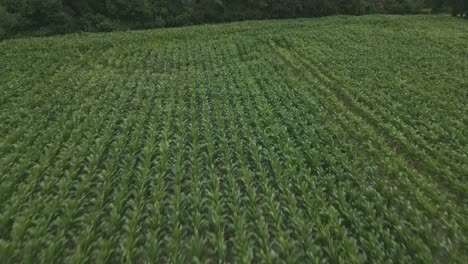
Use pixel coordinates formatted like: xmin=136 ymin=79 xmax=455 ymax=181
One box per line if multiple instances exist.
xmin=0 ymin=0 xmax=467 ymax=38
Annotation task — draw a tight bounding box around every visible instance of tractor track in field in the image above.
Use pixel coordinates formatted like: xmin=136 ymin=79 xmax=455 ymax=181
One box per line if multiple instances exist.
xmin=266 ymin=38 xmax=467 ymax=203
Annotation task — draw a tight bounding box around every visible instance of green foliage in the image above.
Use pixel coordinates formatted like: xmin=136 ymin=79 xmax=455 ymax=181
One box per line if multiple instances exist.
xmin=0 ymin=0 xmax=452 ymax=39
xmin=451 ymin=0 xmax=468 ymax=16
xmin=0 ymin=5 xmax=17 ymax=38
xmin=0 ymin=15 xmax=467 ymax=262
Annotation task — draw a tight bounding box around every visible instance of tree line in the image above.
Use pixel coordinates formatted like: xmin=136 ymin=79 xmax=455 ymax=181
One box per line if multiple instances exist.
xmin=1 ymin=0 xmax=466 ymax=39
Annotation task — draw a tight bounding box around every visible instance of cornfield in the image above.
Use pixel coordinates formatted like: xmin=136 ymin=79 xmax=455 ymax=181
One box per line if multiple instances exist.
xmin=0 ymin=15 xmax=467 ymax=263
